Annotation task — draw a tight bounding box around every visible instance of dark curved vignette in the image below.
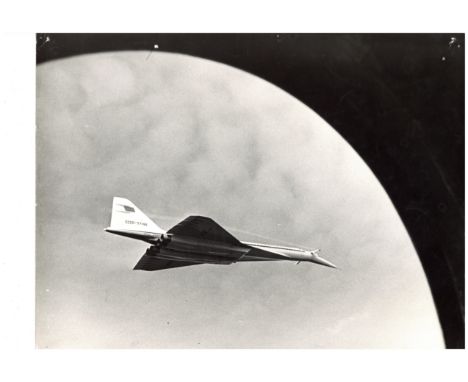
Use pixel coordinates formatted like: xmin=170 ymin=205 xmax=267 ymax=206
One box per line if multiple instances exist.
xmin=36 ymin=33 xmax=465 ymax=348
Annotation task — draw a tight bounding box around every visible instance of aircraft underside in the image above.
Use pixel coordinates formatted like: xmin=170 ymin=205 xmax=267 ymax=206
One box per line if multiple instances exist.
xmin=135 ymin=238 xmax=287 ymax=268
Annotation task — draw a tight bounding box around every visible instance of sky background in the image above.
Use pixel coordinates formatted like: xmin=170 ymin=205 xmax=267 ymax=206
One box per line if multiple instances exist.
xmin=36 ymin=51 xmax=443 ymax=348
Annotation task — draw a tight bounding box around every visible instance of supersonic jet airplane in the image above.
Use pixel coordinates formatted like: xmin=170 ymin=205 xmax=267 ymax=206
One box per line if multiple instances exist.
xmin=105 ymin=197 xmax=336 ymax=271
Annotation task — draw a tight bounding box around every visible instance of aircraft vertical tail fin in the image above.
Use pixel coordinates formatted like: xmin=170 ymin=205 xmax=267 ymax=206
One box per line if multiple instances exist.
xmin=106 ymin=197 xmax=166 ymax=235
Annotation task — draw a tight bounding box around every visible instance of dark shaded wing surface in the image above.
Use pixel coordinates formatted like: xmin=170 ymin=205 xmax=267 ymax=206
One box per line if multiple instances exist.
xmin=167 ymin=216 xmax=241 ymax=245
xmin=134 ymin=254 xmax=199 ymax=271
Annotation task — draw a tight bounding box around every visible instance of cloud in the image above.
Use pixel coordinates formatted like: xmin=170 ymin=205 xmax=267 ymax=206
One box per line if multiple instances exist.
xmin=36 ymin=51 xmax=443 ymax=348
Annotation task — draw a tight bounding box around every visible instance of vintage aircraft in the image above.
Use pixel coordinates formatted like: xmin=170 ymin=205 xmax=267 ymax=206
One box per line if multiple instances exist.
xmin=105 ymin=197 xmax=336 ymax=271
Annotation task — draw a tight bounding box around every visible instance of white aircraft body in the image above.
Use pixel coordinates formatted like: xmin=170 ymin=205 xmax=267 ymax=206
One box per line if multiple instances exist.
xmin=105 ymin=197 xmax=336 ymax=271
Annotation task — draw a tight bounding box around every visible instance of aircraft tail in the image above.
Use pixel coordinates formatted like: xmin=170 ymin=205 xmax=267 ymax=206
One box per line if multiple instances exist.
xmin=105 ymin=197 xmax=166 ymax=240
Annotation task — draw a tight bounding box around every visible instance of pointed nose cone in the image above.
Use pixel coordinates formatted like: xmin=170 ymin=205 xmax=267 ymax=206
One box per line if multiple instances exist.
xmin=312 ymin=256 xmax=337 ymax=269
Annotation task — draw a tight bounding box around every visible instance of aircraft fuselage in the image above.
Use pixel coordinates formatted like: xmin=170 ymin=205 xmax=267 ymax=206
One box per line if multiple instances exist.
xmin=132 ymin=232 xmax=335 ymax=268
